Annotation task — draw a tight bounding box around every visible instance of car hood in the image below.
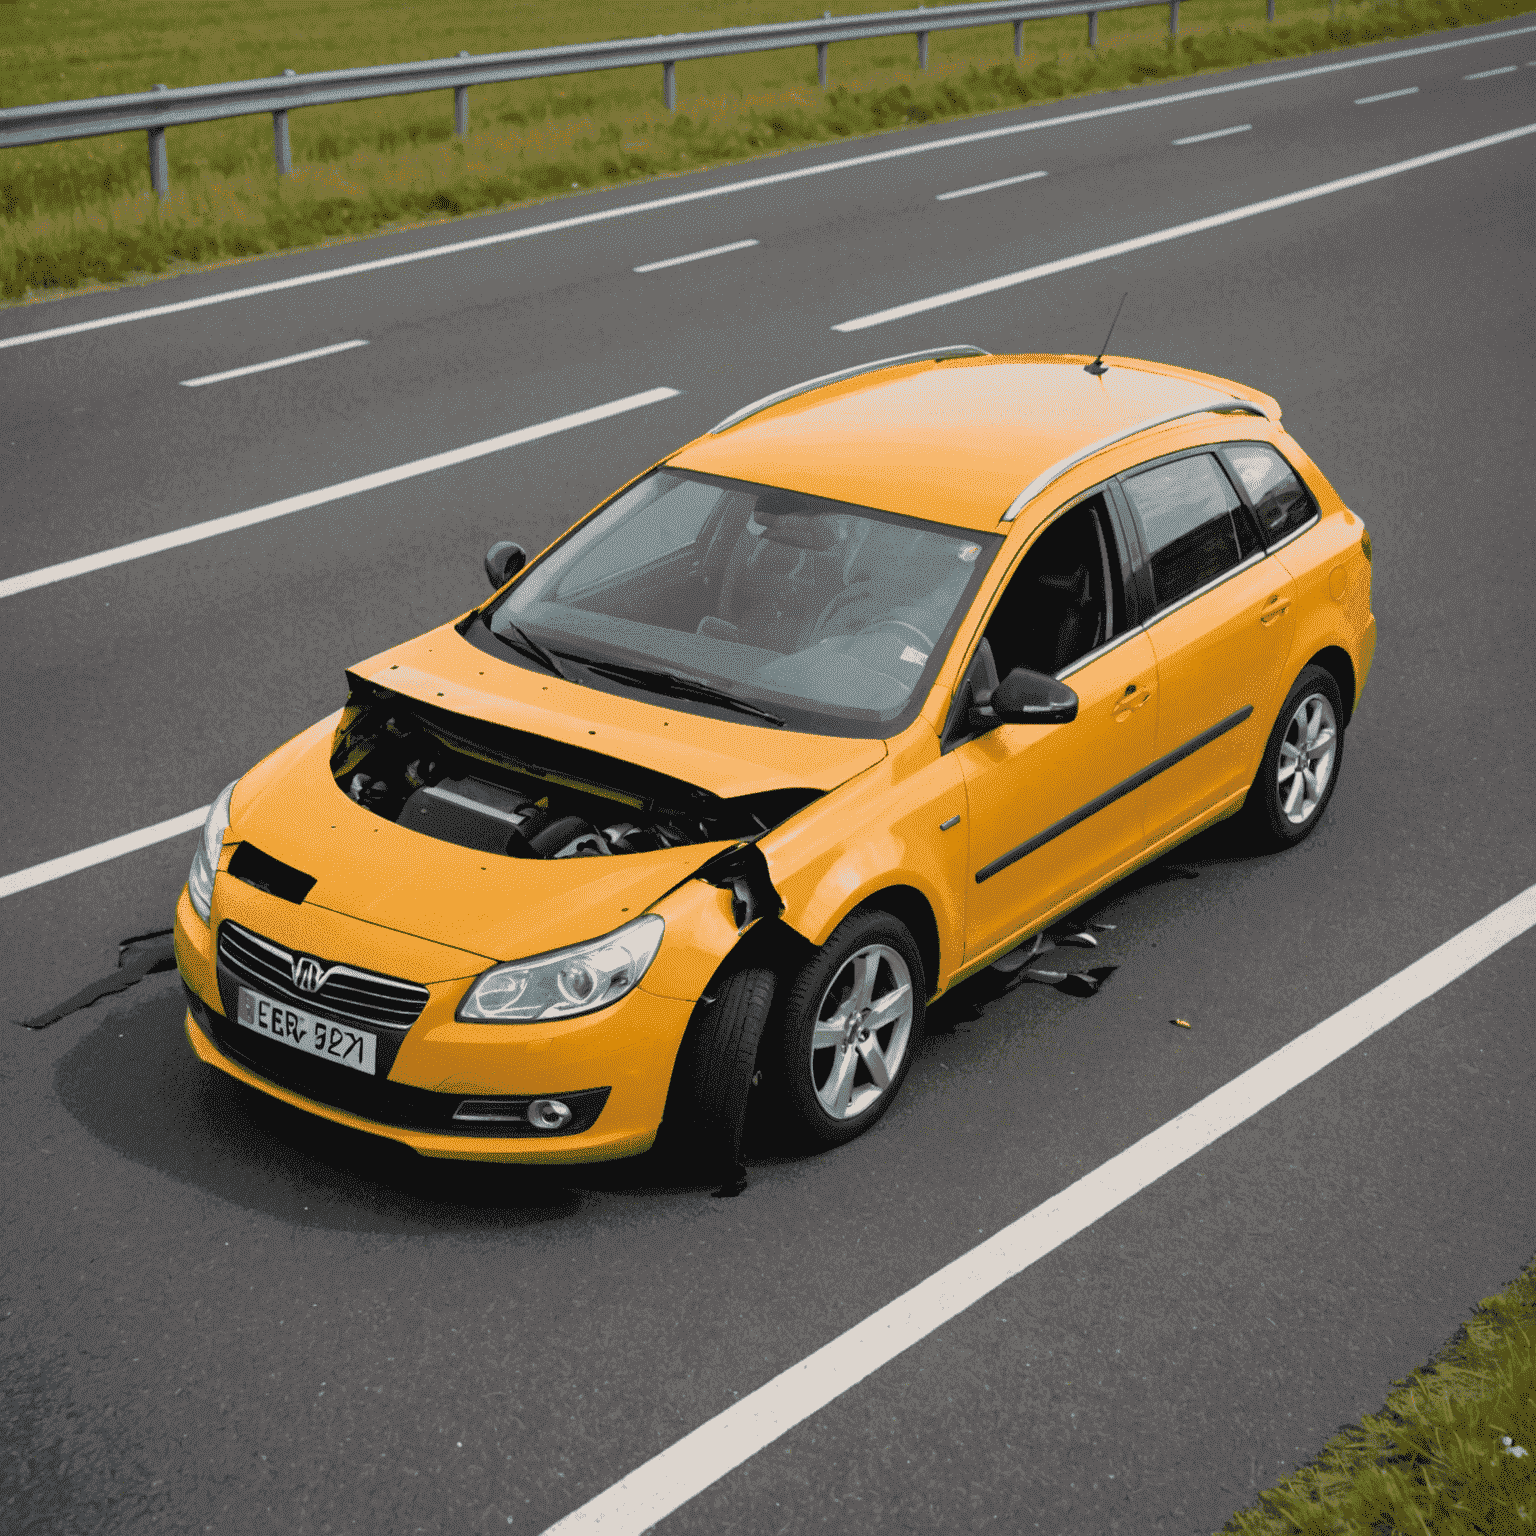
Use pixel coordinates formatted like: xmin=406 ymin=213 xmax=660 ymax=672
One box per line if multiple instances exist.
xmin=352 ymin=621 xmax=887 ymax=799
xmin=232 ymin=720 xmax=742 ymax=963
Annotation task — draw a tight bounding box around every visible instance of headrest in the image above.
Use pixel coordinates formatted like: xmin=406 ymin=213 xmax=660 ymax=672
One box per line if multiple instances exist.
xmin=758 ymin=513 xmax=839 ymax=551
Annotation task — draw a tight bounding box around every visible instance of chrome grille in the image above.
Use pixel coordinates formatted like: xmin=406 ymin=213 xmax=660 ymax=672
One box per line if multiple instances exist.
xmin=216 ymin=921 xmax=429 ymax=1030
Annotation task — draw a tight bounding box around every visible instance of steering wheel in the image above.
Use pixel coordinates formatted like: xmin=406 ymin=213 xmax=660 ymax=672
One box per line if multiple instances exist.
xmin=851 ymin=618 xmax=935 ymax=651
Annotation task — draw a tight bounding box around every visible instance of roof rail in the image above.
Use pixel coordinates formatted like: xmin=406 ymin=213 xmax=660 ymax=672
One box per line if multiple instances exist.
xmin=1000 ymin=398 xmax=1271 ymax=522
xmin=708 ymin=345 xmax=989 ymax=435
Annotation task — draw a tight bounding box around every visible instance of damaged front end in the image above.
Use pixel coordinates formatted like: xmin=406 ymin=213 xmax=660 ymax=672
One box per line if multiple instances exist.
xmin=329 ymin=675 xmax=821 ymax=865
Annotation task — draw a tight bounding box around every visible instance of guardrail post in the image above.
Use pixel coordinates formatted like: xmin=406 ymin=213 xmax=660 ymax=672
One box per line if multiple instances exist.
xmin=917 ymin=30 xmax=929 ymax=68
xmin=273 ymin=68 xmax=295 ymax=174
xmin=663 ymin=59 xmax=676 ymax=111
xmin=147 ymin=83 xmax=169 ymax=202
xmin=1088 ymin=11 xmax=1098 ymax=45
xmin=1169 ymin=0 xmax=1179 ymax=36
xmin=817 ymin=42 xmax=828 ymax=88
xmin=1013 ymin=19 xmax=1023 ymax=56
xmin=455 ymin=50 xmax=469 ymax=136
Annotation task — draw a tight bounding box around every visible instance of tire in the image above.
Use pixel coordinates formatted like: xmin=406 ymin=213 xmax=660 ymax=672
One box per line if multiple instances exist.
xmin=1241 ymin=664 xmax=1346 ymax=851
xmin=772 ymin=908 xmax=926 ymax=1151
xmin=665 ymin=967 xmax=777 ymax=1179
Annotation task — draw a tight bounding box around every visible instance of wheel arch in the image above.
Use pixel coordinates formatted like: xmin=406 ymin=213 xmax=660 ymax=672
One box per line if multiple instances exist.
xmin=1306 ymin=645 xmax=1357 ymax=727
xmin=845 ymin=885 xmax=942 ymax=1002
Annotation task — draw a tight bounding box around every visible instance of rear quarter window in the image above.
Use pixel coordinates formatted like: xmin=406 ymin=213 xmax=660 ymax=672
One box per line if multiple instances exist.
xmin=1222 ymin=442 xmax=1318 ymax=544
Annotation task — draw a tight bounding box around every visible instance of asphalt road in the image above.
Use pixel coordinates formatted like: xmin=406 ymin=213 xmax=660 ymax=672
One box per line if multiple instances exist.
xmin=3 ymin=18 xmax=1535 ymax=1534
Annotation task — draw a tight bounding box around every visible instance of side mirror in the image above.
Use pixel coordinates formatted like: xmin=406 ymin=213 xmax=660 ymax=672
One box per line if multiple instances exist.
xmin=975 ymin=667 xmax=1078 ymax=726
xmin=484 ymin=541 xmax=527 ymax=590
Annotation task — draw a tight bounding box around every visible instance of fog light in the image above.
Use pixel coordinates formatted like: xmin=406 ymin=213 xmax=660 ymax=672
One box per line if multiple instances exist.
xmin=527 ymin=1098 xmax=573 ymax=1130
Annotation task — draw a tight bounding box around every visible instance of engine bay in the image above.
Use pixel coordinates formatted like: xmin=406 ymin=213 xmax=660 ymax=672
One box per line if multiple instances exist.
xmin=329 ymin=680 xmax=819 ymax=860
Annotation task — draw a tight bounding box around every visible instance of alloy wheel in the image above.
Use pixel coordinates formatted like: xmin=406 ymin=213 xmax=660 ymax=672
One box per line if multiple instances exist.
xmin=808 ymin=944 xmax=914 ymax=1120
xmin=1277 ymin=692 xmax=1337 ymax=825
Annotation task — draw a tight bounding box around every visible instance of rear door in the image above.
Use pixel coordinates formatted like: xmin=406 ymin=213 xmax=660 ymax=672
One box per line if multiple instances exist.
xmin=1116 ymin=450 xmax=1296 ymax=845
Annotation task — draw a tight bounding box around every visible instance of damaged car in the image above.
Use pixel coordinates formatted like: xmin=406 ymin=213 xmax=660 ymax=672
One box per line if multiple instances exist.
xmin=174 ymin=346 xmax=1376 ymax=1171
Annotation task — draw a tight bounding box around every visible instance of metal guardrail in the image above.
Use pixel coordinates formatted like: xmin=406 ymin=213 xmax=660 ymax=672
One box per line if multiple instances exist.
xmin=0 ymin=0 xmax=1275 ymax=200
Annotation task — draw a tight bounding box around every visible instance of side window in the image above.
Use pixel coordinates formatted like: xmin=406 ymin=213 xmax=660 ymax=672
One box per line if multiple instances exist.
xmin=1121 ymin=453 xmax=1253 ymax=611
xmin=983 ymin=493 xmax=1126 ymax=679
xmin=1222 ymin=442 xmax=1318 ymax=544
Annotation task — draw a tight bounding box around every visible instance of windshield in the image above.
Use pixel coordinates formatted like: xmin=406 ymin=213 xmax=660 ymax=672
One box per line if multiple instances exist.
xmin=477 ymin=470 xmax=1001 ymax=738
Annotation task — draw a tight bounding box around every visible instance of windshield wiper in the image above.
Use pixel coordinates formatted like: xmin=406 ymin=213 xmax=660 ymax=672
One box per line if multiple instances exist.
xmin=489 ymin=616 xmax=568 ymax=680
xmin=580 ymin=659 xmax=786 ymax=727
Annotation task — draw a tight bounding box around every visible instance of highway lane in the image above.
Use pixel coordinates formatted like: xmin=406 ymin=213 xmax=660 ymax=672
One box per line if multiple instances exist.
xmin=3 ymin=17 xmax=1535 ymax=1534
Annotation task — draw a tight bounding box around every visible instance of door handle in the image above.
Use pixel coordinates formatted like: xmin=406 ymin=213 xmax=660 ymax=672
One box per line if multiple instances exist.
xmin=1114 ymin=683 xmax=1151 ymax=721
xmin=1259 ymin=593 xmax=1291 ymax=626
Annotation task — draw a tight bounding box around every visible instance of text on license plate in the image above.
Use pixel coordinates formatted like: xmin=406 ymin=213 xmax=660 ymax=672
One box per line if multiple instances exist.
xmin=236 ymin=987 xmax=377 ymax=1076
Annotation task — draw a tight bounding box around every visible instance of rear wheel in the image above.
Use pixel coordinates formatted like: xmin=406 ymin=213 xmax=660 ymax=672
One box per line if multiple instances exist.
xmin=773 ymin=909 xmax=925 ymax=1150
xmin=1241 ymin=664 xmax=1345 ymax=850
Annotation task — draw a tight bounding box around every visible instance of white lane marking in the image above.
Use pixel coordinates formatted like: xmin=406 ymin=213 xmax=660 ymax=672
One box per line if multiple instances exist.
xmin=3 ymin=23 xmax=1533 ymax=354
xmin=0 ymin=387 xmax=680 ymax=602
xmin=179 ymin=338 xmax=369 ymax=388
xmin=1355 ymin=86 xmax=1420 ymax=104
xmin=936 ymin=169 xmax=1048 ymax=200
xmin=834 ymin=122 xmax=1536 ymax=331
xmin=542 ymin=881 xmax=1536 ymax=1536
xmin=0 ymin=807 xmax=210 ymax=901
xmin=633 ymin=238 xmax=759 ymax=273
xmin=1465 ymin=64 xmax=1520 ymax=78
xmin=1172 ymin=123 xmax=1253 ymax=145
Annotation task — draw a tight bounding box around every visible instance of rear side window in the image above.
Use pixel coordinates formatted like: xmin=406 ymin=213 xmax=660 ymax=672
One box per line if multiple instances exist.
xmin=1121 ymin=453 xmax=1251 ymax=611
xmin=1223 ymin=442 xmax=1318 ymax=544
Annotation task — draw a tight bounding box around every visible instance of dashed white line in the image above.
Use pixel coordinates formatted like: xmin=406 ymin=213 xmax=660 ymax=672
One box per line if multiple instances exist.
xmin=1172 ymin=123 xmax=1253 ymax=145
xmin=936 ymin=169 xmax=1048 ymax=200
xmin=834 ymin=122 xmax=1536 ymax=332
xmin=1355 ymin=85 xmax=1420 ymax=104
xmin=0 ymin=807 xmax=210 ymax=901
xmin=1464 ymin=64 xmax=1519 ymax=78
xmin=2 ymin=23 xmax=1533 ymax=352
xmin=633 ymin=238 xmax=759 ymax=273
xmin=0 ymin=386 xmax=681 ymax=603
xmin=179 ymin=338 xmax=369 ymax=388
xmin=540 ymin=881 xmax=1536 ymax=1536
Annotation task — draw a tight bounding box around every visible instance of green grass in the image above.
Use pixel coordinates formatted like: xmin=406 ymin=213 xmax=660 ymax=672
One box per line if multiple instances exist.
xmin=1219 ymin=1256 xmax=1536 ymax=1534
xmin=1 ymin=0 xmax=1529 ymax=302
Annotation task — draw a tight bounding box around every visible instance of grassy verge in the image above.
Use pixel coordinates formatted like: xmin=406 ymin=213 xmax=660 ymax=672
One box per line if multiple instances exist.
xmin=2 ymin=0 xmax=1530 ymax=303
xmin=1219 ymin=1257 xmax=1536 ymax=1534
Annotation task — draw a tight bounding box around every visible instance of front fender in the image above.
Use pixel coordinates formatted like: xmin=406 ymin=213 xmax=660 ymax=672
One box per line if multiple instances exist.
xmin=760 ymin=738 xmax=968 ymax=989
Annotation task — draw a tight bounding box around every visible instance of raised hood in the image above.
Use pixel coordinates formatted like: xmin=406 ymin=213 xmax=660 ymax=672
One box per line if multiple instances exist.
xmin=231 ymin=719 xmax=742 ymax=962
xmin=353 ymin=621 xmax=886 ymax=799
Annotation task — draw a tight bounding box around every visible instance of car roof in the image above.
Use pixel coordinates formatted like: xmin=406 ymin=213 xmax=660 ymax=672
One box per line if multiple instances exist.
xmin=670 ymin=354 xmax=1279 ymax=531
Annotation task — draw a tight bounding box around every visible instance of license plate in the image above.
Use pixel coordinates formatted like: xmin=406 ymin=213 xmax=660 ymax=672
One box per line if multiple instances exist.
xmin=235 ymin=987 xmax=377 ymax=1076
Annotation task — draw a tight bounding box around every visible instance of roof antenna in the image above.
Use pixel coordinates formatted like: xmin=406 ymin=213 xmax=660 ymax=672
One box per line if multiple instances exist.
xmin=1084 ymin=292 xmax=1128 ymax=376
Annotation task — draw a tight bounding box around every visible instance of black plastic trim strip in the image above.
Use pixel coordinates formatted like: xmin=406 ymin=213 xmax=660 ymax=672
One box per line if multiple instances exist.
xmin=974 ymin=705 xmax=1254 ymax=884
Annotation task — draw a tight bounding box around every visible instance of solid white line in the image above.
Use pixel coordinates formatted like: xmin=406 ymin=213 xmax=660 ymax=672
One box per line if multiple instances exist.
xmin=1172 ymin=123 xmax=1253 ymax=145
xmin=3 ymin=23 xmax=1533 ymax=353
xmin=0 ymin=807 xmax=210 ymax=901
xmin=1355 ymin=86 xmax=1420 ymax=104
xmin=542 ymin=881 xmax=1536 ymax=1536
xmin=632 ymin=238 xmax=758 ymax=273
xmin=936 ymin=169 xmax=1048 ymax=200
xmin=0 ymin=387 xmax=681 ymax=602
xmin=179 ymin=338 xmax=369 ymax=387
xmin=834 ymin=122 xmax=1536 ymax=332
xmin=1465 ymin=64 xmax=1520 ymax=78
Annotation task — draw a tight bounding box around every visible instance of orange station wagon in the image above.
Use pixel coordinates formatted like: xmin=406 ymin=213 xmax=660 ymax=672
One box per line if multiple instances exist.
xmin=174 ymin=348 xmax=1376 ymax=1173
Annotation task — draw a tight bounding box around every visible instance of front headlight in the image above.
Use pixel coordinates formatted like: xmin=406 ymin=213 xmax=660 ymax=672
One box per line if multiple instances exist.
xmin=457 ymin=914 xmax=666 ymax=1023
xmin=186 ymin=781 xmax=236 ymax=923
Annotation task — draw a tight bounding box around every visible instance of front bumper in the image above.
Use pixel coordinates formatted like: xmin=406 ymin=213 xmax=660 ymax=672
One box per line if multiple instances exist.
xmin=174 ymin=883 xmax=697 ymax=1164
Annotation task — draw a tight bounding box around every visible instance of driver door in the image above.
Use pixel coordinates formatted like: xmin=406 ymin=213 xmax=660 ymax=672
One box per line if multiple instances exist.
xmin=952 ymin=492 xmax=1159 ymax=961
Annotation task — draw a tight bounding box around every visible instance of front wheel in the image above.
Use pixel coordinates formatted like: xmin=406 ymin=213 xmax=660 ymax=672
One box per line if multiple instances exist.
xmin=1241 ymin=664 xmax=1345 ymax=850
xmin=772 ymin=909 xmax=925 ymax=1150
